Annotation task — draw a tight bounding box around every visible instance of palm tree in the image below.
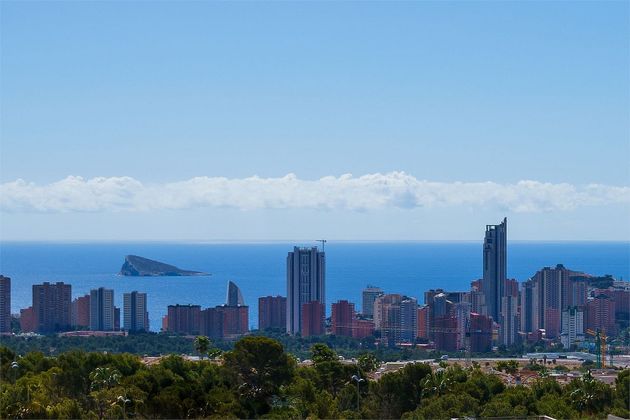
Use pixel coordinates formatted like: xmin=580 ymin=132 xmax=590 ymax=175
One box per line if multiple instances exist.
xmin=89 ymin=367 xmax=121 ymax=391
xmin=422 ymin=369 xmax=453 ymax=398
xmin=194 ymin=335 xmax=211 ymax=360
xmin=538 ymin=366 xmax=549 ymax=378
xmin=569 ymin=370 xmax=603 ymax=416
xmin=89 ymin=367 xmax=121 ymax=420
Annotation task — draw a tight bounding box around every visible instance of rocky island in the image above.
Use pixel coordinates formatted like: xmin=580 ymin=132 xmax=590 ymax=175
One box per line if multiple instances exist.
xmin=120 ymin=255 xmax=209 ymax=276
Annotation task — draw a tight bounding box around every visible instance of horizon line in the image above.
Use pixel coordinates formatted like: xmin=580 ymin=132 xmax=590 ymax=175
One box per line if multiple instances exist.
xmin=1 ymin=239 xmax=629 ymax=245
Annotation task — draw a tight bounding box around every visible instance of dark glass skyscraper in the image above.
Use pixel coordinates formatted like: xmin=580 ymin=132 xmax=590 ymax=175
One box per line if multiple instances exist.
xmin=482 ymin=217 xmax=507 ymax=322
xmin=286 ymin=246 xmax=325 ymax=335
xmin=0 ymin=276 xmax=11 ymax=333
xmin=226 ymin=280 xmax=245 ymax=306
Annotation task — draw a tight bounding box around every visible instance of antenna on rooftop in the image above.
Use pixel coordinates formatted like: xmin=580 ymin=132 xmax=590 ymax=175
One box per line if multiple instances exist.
xmin=317 ymin=239 xmax=327 ymax=252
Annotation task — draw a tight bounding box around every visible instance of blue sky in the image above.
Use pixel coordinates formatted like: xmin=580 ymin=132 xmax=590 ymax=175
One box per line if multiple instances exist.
xmin=1 ymin=1 xmax=628 ymax=241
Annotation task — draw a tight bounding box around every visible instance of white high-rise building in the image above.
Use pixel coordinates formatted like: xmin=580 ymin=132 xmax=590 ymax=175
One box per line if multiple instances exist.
xmin=90 ymin=287 xmax=114 ymax=331
xmin=123 ymin=291 xmax=148 ymax=332
xmin=454 ymin=302 xmax=472 ymax=350
xmin=373 ymin=294 xmax=402 ymax=331
xmin=561 ymin=306 xmax=584 ymax=349
xmin=400 ymin=297 xmax=418 ymax=343
xmin=500 ymin=295 xmax=519 ymax=346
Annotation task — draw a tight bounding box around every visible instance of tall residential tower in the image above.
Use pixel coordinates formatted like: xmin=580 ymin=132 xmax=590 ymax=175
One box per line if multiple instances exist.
xmin=482 ymin=217 xmax=507 ymax=322
xmin=0 ymin=276 xmax=11 ymax=333
xmin=90 ymin=287 xmax=115 ymax=331
xmin=123 ymin=291 xmax=149 ymax=332
xmin=286 ymin=246 xmax=325 ymax=335
xmin=33 ymin=282 xmax=72 ymax=333
xmin=259 ymin=296 xmax=286 ymax=331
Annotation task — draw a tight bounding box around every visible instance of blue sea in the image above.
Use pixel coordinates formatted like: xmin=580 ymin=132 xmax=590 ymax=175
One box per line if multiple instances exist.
xmin=0 ymin=241 xmax=628 ymax=332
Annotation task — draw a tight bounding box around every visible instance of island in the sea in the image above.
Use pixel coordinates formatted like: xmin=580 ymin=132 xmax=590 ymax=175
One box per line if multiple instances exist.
xmin=120 ymin=255 xmax=209 ymax=276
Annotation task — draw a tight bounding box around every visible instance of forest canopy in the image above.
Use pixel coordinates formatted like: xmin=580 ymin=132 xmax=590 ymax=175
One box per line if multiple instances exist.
xmin=1 ymin=336 xmax=628 ymax=419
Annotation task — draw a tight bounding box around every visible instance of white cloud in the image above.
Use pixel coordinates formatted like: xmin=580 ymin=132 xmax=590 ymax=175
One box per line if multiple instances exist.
xmin=1 ymin=172 xmax=629 ymax=213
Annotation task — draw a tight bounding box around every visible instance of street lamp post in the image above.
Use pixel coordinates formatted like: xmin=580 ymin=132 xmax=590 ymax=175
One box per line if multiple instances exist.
xmin=117 ymin=395 xmax=131 ymax=419
xmin=11 ymin=361 xmax=19 ymax=382
xmin=351 ymin=374 xmax=365 ymax=411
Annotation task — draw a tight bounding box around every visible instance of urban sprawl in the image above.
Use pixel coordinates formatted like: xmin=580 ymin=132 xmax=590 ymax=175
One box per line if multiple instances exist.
xmin=1 ymin=219 xmax=628 ymax=364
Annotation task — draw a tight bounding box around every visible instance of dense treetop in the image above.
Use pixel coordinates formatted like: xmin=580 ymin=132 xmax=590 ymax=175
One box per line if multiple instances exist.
xmin=1 ymin=336 xmax=628 ymax=419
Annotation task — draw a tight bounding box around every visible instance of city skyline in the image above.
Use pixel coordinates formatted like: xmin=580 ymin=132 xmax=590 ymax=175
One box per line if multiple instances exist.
xmin=7 ymin=218 xmax=627 ymax=334
xmin=5 ymin=240 xmax=626 ymax=335
xmin=1 ymin=1 xmax=629 ymax=241
xmin=0 ymin=2 xmax=628 ymax=417
xmin=6 ymin=244 xmax=627 ymax=357
xmin=5 ymin=219 xmax=627 ymax=345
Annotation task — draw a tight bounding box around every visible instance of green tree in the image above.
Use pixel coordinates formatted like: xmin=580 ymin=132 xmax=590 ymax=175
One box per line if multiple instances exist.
xmin=422 ymin=369 xmax=453 ymax=398
xmin=612 ymin=369 xmax=630 ymax=418
xmin=531 ymin=376 xmax=562 ymax=400
xmin=2 ymin=372 xmax=53 ymax=418
xmin=194 ymin=335 xmax=210 ymax=360
xmin=0 ymin=343 xmax=624 ymax=420
xmin=566 ymin=371 xmax=613 ymax=416
xmin=371 ymin=362 xmax=432 ymax=418
xmin=224 ymin=336 xmax=295 ymax=416
xmin=480 ymin=387 xmax=533 ymax=418
xmin=310 ymin=390 xmax=339 ymax=419
xmin=357 ymin=353 xmax=380 ymax=373
xmin=496 ymin=360 xmax=519 ymax=375
xmin=283 ymin=372 xmax=318 ymax=417
xmin=46 ymin=397 xmax=85 ymax=419
xmin=307 ymin=344 xmax=356 ymax=398
xmin=0 ymin=347 xmax=17 ymax=383
xmin=204 ymin=386 xmax=243 ymax=418
xmin=89 ymin=367 xmax=122 ymax=420
xmin=90 ymin=366 xmax=122 ymax=391
xmin=403 ymin=393 xmax=479 ymax=419
xmin=454 ymin=369 xmax=505 ymax=404
xmin=536 ymin=393 xmax=578 ymax=419
xmin=481 ymin=399 xmax=524 ymax=418
xmin=310 ymin=343 xmax=337 ymax=364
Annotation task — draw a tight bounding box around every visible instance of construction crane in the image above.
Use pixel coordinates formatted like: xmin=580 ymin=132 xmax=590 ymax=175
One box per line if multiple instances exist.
xmin=586 ymin=328 xmax=607 ymax=368
xmin=602 ymin=331 xmax=607 ymax=367
xmin=609 ymin=343 xmax=614 ymax=368
xmin=316 ymin=239 xmax=327 ymax=252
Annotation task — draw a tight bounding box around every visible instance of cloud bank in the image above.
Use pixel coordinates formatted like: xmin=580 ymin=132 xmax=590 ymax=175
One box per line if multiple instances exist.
xmin=1 ymin=172 xmax=629 ymax=213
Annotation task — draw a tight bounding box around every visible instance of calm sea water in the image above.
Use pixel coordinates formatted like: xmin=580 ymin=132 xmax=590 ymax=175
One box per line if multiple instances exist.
xmin=0 ymin=241 xmax=628 ymax=332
